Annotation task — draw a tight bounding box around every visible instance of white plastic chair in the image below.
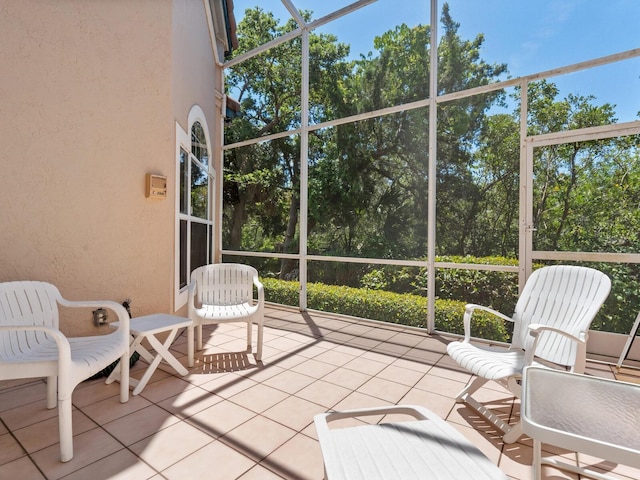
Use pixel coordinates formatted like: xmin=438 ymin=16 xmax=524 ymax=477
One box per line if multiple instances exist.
xmin=522 ymin=366 xmax=640 ymax=480
xmin=0 ymin=281 xmax=130 ymax=462
xmin=446 ymin=265 xmax=611 ymax=443
xmin=314 ymin=405 xmax=509 ymax=480
xmin=188 ymin=263 xmax=264 ymax=363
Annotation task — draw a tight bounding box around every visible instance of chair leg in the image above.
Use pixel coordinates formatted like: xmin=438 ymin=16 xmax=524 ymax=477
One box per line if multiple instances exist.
xmin=196 ymin=324 xmax=203 ymax=351
xmin=246 ymin=321 xmax=252 ymax=353
xmin=46 ymin=376 xmax=57 ymax=409
xmin=58 ymin=396 xmax=73 ymax=462
xmin=456 ymin=376 xmax=523 ymax=442
xmin=256 ymin=322 xmax=264 ymax=362
xmin=456 ymin=376 xmax=488 ymax=403
xmin=502 ymin=420 xmax=523 ymax=444
xmin=118 ymin=351 xmax=129 ymax=403
xmin=532 ymin=438 xmax=542 ymax=480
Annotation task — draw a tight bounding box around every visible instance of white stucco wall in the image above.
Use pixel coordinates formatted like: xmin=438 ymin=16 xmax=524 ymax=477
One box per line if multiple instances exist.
xmin=0 ymin=1 xmax=177 ymax=334
xmin=171 ymin=0 xmax=224 ymax=312
xmin=172 ymin=0 xmax=221 ymax=130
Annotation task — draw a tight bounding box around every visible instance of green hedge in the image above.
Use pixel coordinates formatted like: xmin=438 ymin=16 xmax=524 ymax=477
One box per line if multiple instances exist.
xmin=253 ymin=254 xmax=638 ymax=336
xmin=262 ymin=278 xmax=511 ymax=342
xmin=361 ymin=256 xmax=522 ymax=314
xmin=362 ymin=257 xmax=638 ymax=334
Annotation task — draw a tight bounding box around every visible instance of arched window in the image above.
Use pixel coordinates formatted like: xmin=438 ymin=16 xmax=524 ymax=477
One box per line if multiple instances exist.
xmin=175 ymin=107 xmax=214 ymax=307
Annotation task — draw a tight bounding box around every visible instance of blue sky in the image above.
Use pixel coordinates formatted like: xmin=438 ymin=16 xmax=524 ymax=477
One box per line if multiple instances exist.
xmin=231 ymin=0 xmax=640 ymax=121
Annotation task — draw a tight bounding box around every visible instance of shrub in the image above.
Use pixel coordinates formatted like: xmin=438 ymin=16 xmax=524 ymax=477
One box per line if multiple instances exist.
xmin=262 ymin=278 xmax=510 ymax=342
xmin=361 ymin=256 xmax=522 ymax=314
xmin=261 ymin=255 xmax=640 ymax=337
xmin=434 ymin=259 xmax=520 ymax=314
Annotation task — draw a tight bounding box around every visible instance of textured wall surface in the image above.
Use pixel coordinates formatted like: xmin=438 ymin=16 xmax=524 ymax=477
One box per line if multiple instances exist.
xmin=171 ymin=0 xmax=223 ymax=312
xmin=0 ymin=1 xmax=215 ymax=335
xmin=172 ymin=0 xmax=221 ymax=132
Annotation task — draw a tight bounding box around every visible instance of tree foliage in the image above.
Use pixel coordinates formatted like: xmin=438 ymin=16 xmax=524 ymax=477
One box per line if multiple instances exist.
xmin=224 ymin=4 xmax=640 ymax=331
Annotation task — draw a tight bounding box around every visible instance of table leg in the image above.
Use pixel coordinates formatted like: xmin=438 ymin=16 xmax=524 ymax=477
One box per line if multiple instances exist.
xmin=146 ymin=330 xmax=188 ymax=376
xmin=532 ymin=439 xmax=542 ymax=480
xmin=109 ymin=327 xmax=190 ymax=396
xmin=135 ymin=333 xmax=183 ymax=394
xmin=131 ymin=336 xmax=156 ymax=364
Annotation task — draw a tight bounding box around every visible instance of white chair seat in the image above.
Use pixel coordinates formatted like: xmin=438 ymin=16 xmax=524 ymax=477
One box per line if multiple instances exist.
xmin=447 ymin=342 xmax=528 ymax=380
xmin=68 ymin=335 xmax=129 ymax=371
xmin=2 ymin=335 xmax=124 ymax=377
xmin=194 ymin=302 xmax=259 ymax=322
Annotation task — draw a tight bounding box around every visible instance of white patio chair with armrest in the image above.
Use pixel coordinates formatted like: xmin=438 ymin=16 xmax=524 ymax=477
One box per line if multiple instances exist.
xmin=188 ymin=263 xmax=264 ymax=364
xmin=446 ymin=265 xmax=611 ymax=444
xmin=314 ymin=404 xmax=509 ymax=480
xmin=522 ymin=366 xmax=640 ymax=480
xmin=0 ymin=281 xmax=130 ymax=462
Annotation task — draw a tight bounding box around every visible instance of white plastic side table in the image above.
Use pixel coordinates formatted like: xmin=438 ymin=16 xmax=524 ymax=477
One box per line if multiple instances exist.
xmin=107 ymin=313 xmax=193 ymax=395
xmin=522 ymin=366 xmax=640 ymax=480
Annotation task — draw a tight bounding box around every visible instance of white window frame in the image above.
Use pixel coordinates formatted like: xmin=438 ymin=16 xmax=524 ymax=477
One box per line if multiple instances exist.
xmin=175 ymin=105 xmax=215 ymax=309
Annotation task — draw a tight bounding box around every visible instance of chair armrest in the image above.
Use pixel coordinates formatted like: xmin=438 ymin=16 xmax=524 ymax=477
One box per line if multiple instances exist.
xmin=524 ymin=324 xmax=586 ymax=368
xmin=462 ymin=304 xmax=513 ymax=342
xmin=187 ymin=281 xmax=197 ymax=313
xmin=316 ymin=404 xmax=435 ymax=426
xmin=314 ymin=405 xmax=440 ymax=457
xmin=315 ymin=404 xmax=509 ymax=480
xmin=253 ymin=277 xmax=264 ymax=307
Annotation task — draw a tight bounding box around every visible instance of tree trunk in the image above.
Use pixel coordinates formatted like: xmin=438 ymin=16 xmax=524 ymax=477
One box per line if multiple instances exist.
xmin=279 ymin=194 xmax=300 ymax=280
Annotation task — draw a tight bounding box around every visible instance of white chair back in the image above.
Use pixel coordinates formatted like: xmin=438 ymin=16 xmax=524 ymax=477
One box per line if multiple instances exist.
xmin=511 ymin=265 xmax=611 ymax=367
xmin=191 ymin=263 xmax=258 ymax=306
xmin=0 ymin=281 xmax=62 ymax=361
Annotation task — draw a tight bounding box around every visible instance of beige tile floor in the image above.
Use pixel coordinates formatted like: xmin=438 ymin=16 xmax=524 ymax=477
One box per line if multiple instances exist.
xmin=0 ymin=305 xmax=637 ymax=480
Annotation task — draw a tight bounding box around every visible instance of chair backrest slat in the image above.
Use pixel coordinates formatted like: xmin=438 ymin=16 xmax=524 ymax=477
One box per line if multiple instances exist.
xmin=191 ymin=264 xmax=257 ymax=306
xmin=0 ymin=281 xmax=61 ymax=357
xmin=511 ymin=266 xmax=610 ymax=366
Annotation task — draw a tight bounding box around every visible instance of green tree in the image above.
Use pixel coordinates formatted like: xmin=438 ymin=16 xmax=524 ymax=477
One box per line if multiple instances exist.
xmin=226 ymin=4 xmax=508 ymax=283
xmin=311 ymin=4 xmax=507 ymax=264
xmin=467 ymin=112 xmax=520 ymax=256
xmin=224 ymin=8 xmax=352 ymax=279
xmin=464 ymin=80 xmax=636 ymax=258
xmin=225 ymin=5 xmax=638 ymax=277
xmin=435 ymin=5 xmax=508 ymax=255
xmin=525 ymin=81 xmax=625 ymax=251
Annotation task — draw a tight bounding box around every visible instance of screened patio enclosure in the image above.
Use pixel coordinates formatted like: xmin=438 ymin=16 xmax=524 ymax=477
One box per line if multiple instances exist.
xmin=211 ymin=0 xmax=640 ymax=350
